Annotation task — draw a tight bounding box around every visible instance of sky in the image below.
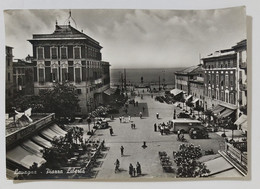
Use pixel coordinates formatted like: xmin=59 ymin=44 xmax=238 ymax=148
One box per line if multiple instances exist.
xmin=4 ymin=7 xmax=246 ymax=68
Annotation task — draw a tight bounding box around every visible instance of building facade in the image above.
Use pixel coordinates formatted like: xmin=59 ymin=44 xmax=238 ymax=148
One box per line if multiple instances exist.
xmin=28 ymin=23 xmax=110 ymax=114
xmin=232 ymin=40 xmax=247 ymax=116
xmin=6 ymin=46 xmax=14 ymax=112
xmin=189 ymin=76 xmax=204 ymax=108
xmin=202 ymin=39 xmax=247 ymax=119
xmin=175 ymin=65 xmax=203 ymax=95
xmin=13 ymin=59 xmax=34 ymax=96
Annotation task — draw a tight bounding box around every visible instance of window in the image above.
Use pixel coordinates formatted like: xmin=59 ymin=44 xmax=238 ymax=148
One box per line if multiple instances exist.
xmin=221 ymin=91 xmax=224 ymax=101
xmin=37 ymin=47 xmax=44 ymax=60
xmin=39 ymin=68 xmax=44 ymax=84
xmin=61 ymin=47 xmax=67 ymax=59
xmin=62 ymin=68 xmax=68 ymax=82
xmin=220 ymin=75 xmax=224 ymax=86
xmin=52 ymin=68 xmax=58 ymax=82
xmin=225 ymin=75 xmax=229 ymax=86
xmin=77 ymin=89 xmax=82 ymax=95
xmin=74 ymin=47 xmax=81 ymax=59
xmin=51 ymin=47 xmax=58 ymax=59
xmin=208 ymin=74 xmax=211 ymax=84
xmin=216 ymin=74 xmax=219 ymax=85
xmin=230 ymin=93 xmax=234 ymax=104
xmin=75 ymin=68 xmax=81 ymax=83
xmin=225 ymin=92 xmax=229 ymax=103
xmin=230 ymin=75 xmax=233 ymax=86
xmin=8 ymin=72 xmax=10 ymax=81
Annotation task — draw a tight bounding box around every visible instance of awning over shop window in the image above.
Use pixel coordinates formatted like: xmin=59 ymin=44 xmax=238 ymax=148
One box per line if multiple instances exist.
xmin=170 ymin=88 xmax=183 ymax=96
xmin=49 ymin=124 xmax=67 ymax=137
xmin=7 ymin=146 xmax=46 ymax=169
xmin=218 ymin=108 xmax=234 ymax=118
xmin=212 ymin=105 xmax=225 ymax=115
xmin=192 ymin=98 xmax=199 ymax=104
xmin=185 ymin=95 xmax=192 ymax=101
xmin=31 ymin=135 xmax=52 ymax=148
xmin=235 ymin=114 xmax=247 ymax=132
xmin=40 ymin=128 xmax=63 ymax=141
xmin=203 ymin=156 xmax=234 ymax=176
xmin=104 ymin=88 xmax=116 ymax=96
xmin=21 ymin=140 xmax=44 ymax=157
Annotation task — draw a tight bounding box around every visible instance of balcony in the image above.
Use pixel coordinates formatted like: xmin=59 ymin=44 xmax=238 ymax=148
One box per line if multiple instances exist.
xmin=239 ymin=62 xmax=247 ymax=69
xmin=239 ymin=84 xmax=247 ymax=91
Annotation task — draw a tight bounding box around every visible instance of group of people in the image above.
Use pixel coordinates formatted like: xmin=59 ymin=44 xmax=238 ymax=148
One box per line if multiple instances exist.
xmin=119 ymin=115 xmax=131 ymax=123
xmin=129 ymin=162 xmax=142 ymax=177
xmin=131 ymin=123 xmax=136 ymax=129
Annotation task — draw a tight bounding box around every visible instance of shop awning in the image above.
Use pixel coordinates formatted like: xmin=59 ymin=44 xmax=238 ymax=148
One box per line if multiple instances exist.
xmin=212 ymin=105 xmax=225 ymax=115
xmin=204 ymin=156 xmax=233 ymax=176
xmin=21 ymin=140 xmax=44 ymax=157
xmin=49 ymin=124 xmax=67 ymax=137
xmin=31 ymin=135 xmax=52 ymax=148
xmin=218 ymin=108 xmax=234 ymax=118
xmin=104 ymin=88 xmax=116 ymax=96
xmin=235 ymin=114 xmax=247 ymax=126
xmin=170 ymin=88 xmax=183 ymax=96
xmin=7 ymin=146 xmax=46 ymax=169
xmin=185 ymin=95 xmax=192 ymax=101
xmin=40 ymin=128 xmax=63 ymax=141
xmin=192 ymin=98 xmax=199 ymax=104
xmin=235 ymin=115 xmax=247 ymax=132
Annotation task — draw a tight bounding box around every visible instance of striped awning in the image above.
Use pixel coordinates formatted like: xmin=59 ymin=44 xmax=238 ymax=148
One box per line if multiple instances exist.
xmin=218 ymin=109 xmax=234 ymax=118
xmin=212 ymin=105 xmax=225 ymax=115
xmin=185 ymin=95 xmax=192 ymax=101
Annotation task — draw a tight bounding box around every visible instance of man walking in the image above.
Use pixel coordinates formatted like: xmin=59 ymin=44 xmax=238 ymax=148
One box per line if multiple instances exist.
xmin=154 ymin=123 xmax=157 ymax=132
xmin=120 ymin=146 xmax=124 ymax=156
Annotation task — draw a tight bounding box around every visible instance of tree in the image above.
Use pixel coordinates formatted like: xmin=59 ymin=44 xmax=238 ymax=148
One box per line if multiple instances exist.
xmin=174 ymin=144 xmax=210 ymax=177
xmin=41 ymin=82 xmax=80 ymax=118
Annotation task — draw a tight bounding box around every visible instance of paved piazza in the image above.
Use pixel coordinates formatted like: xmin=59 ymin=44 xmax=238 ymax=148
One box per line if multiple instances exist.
xmin=80 ymin=92 xmax=225 ymax=179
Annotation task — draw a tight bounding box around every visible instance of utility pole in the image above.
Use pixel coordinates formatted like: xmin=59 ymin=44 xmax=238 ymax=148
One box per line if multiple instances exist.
xmin=159 ymin=76 xmax=161 ymax=91
xmin=124 ymin=68 xmax=126 ymax=93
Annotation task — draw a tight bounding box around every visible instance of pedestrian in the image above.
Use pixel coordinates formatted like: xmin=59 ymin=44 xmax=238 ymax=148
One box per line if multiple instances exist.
xmin=139 ymin=112 xmax=143 ymax=119
xmin=120 ymin=146 xmax=124 ymax=156
xmin=128 ymin=115 xmax=131 ymax=122
xmin=136 ymin=162 xmax=141 ymax=175
xmin=119 ymin=117 xmax=122 ymax=123
xmin=177 ymin=129 xmax=180 ymax=140
xmin=133 ymin=168 xmax=136 ymax=177
xmin=134 ymin=123 xmax=136 ymax=129
xmin=142 ymin=106 xmax=145 ymax=112
xmin=160 ymin=129 xmax=163 ymax=135
xmin=110 ymin=127 xmax=114 ymax=136
xmin=136 ymin=101 xmax=139 ymax=107
xmin=156 ymin=113 xmax=159 ymax=119
xmin=114 ymin=159 xmax=120 ymax=173
xmin=154 ymin=123 xmax=157 ymax=132
xmin=129 ymin=163 xmax=133 ymax=177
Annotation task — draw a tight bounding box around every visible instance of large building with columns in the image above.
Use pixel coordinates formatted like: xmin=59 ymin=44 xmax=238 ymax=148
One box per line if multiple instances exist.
xmin=28 ymin=23 xmax=110 ymax=114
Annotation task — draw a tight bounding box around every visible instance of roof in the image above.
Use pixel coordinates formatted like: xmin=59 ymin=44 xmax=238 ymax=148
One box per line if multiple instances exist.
xmin=171 ymin=119 xmax=201 ymax=123
xmin=175 ymin=65 xmax=199 ymax=75
xmin=170 ymin=88 xmax=183 ymax=96
xmin=29 ymin=24 xmax=102 ymax=48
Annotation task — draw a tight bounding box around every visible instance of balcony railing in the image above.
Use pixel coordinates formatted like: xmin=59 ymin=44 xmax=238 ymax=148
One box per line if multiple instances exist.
xmin=225 ymin=142 xmax=247 ymax=168
xmin=240 ymin=84 xmax=247 ymax=91
xmin=239 ymin=62 xmax=247 ymax=69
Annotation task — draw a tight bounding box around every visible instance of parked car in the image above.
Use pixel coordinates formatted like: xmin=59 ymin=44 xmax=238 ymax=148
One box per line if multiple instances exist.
xmin=177 ymin=112 xmax=191 ymax=119
xmin=189 ymin=127 xmax=209 ymax=139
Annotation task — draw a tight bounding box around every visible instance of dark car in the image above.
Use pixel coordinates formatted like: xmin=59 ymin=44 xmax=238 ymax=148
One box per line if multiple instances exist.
xmin=177 ymin=112 xmax=190 ymax=119
xmin=189 ymin=128 xmax=209 ymax=139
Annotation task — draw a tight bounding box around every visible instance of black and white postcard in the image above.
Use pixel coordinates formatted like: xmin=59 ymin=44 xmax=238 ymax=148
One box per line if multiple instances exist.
xmin=4 ymin=7 xmax=248 ymax=180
